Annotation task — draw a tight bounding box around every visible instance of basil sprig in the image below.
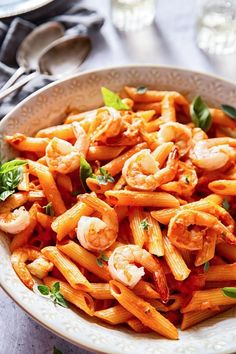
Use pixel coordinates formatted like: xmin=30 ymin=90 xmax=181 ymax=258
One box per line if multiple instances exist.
xmin=101 ymin=87 xmax=129 ymax=110
xmin=190 ymin=96 xmax=212 ymax=132
xmin=96 ymin=167 xmax=115 ymax=185
xmin=0 ymin=159 xmax=26 ymax=201
xmin=79 ymin=156 xmax=94 ymax=192
xmin=37 ymin=282 xmax=68 ymax=308
xmin=222 ymin=287 xmax=236 ymax=299
xmin=221 ymin=104 xmax=236 ymax=120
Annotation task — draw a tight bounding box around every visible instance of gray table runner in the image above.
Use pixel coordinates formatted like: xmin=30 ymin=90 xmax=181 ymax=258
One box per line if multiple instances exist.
xmin=0 ymin=0 xmax=104 ymax=119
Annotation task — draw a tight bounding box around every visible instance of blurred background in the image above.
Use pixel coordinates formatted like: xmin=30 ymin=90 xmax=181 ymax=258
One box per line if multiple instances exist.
xmin=1 ymin=0 xmax=236 ymax=353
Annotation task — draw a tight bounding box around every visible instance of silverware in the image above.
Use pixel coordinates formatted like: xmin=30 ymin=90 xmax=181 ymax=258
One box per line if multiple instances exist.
xmin=0 ymin=22 xmax=64 ymax=91
xmin=0 ymin=35 xmax=91 ymax=101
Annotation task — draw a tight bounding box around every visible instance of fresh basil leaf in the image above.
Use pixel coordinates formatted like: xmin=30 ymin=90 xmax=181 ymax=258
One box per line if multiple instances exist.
xmin=1 ymin=167 xmax=23 ymax=190
xmin=221 ymin=104 xmax=236 ymax=120
xmin=38 ymin=285 xmax=50 ymax=296
xmin=140 ymin=218 xmax=151 ymax=230
xmin=203 ymin=261 xmax=210 ymax=272
xmin=222 ymin=287 xmax=236 ymax=299
xmin=0 ymin=190 xmax=14 ymax=201
xmin=43 ymin=202 xmax=54 ymax=217
xmin=222 ymin=198 xmax=230 ymax=211
xmin=0 ymin=160 xmax=26 ymax=174
xmin=96 ymin=258 xmax=104 ymax=268
xmin=190 ymin=96 xmax=212 ymax=132
xmin=53 ymin=346 xmax=63 ymax=354
xmin=52 ymin=281 xmax=60 ymax=294
xmin=101 ymin=87 xmax=129 ymax=111
xmin=136 ymin=86 xmax=148 ymax=94
xmin=54 ymin=293 xmax=69 ymax=308
xmin=80 ymin=156 xmax=94 ymax=192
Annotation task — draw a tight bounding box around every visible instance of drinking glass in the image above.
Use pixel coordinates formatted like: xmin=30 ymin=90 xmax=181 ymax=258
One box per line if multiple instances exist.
xmin=111 ymin=0 xmax=155 ymax=32
xmin=196 ymin=0 xmax=236 ymax=54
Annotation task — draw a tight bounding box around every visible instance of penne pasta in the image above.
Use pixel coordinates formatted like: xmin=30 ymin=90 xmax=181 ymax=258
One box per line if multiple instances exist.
xmin=95 ymin=304 xmax=133 ymax=325
xmin=51 ymin=201 xmax=93 ymax=240
xmin=36 ymin=124 xmax=75 ymax=140
xmin=163 ymin=235 xmax=191 ymax=281
xmin=205 ymin=263 xmax=236 ymax=282
xmin=110 ymin=280 xmax=178 ymax=339
xmin=57 ymin=241 xmax=111 ymax=281
xmin=208 ymin=180 xmax=236 ymax=195
xmin=44 ymin=277 xmax=94 ymax=316
xmin=181 ymin=306 xmax=231 ymax=330
xmin=146 ymin=214 xmax=164 ymax=257
xmin=41 ymin=246 xmax=91 ymax=291
xmin=182 ymin=288 xmax=236 ymax=313
xmin=127 ymin=318 xmax=151 ymax=333
xmin=5 ymin=134 xmax=50 ymax=152
xmin=0 ymin=192 xmax=28 ymax=213
xmin=28 ymin=160 xmax=66 ymax=216
xmin=216 ymin=243 xmax=236 ymax=262
xmin=105 ymin=190 xmax=180 ymax=208
xmin=129 ymin=207 xmax=147 ymax=248
xmin=87 ymin=145 xmax=125 ymax=161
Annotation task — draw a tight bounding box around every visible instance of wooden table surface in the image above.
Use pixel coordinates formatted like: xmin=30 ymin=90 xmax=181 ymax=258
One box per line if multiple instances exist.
xmin=1 ymin=0 xmax=236 ymax=353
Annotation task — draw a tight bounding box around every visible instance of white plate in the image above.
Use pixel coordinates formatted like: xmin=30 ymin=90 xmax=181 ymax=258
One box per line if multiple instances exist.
xmin=0 ymin=0 xmax=54 ymax=19
xmin=1 ymin=66 xmax=236 ymax=354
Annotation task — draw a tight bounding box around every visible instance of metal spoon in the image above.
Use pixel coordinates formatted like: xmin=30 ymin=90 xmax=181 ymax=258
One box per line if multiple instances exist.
xmin=0 ymin=35 xmax=91 ymax=101
xmin=0 ymin=22 xmax=64 ymax=91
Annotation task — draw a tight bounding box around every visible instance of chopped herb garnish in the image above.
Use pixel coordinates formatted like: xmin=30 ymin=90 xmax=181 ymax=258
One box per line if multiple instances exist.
xmin=203 ymin=261 xmax=210 ymax=272
xmin=43 ymin=202 xmax=54 ymax=217
xmin=96 ymin=167 xmax=115 ymax=185
xmin=136 ymin=86 xmax=148 ymax=94
xmin=53 ymin=346 xmax=63 ymax=354
xmin=222 ymin=287 xmax=236 ymax=299
xmin=79 ymin=156 xmax=94 ymax=192
xmin=190 ymin=96 xmax=212 ymax=132
xmin=221 ymin=104 xmax=236 ymax=120
xmin=222 ymin=198 xmax=230 ymax=211
xmin=37 ymin=282 xmax=68 ymax=308
xmin=0 ymin=159 xmax=26 ymax=201
xmin=96 ymin=253 xmax=109 ymax=268
xmin=140 ymin=218 xmax=151 ymax=230
xmin=101 ymin=87 xmax=129 ymax=111
xmin=184 ymin=176 xmax=190 ymax=184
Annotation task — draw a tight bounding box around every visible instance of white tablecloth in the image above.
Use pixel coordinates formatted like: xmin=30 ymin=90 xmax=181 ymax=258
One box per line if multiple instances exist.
xmin=1 ymin=0 xmax=236 ymax=353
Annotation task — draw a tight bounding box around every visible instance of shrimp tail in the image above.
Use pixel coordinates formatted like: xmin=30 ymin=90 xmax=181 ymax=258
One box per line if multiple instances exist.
xmin=153 ymin=259 xmax=170 ymax=303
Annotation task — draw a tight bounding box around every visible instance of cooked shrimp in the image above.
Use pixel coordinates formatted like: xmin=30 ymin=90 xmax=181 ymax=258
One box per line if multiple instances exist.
xmin=190 ymin=137 xmax=236 ymax=170
xmin=160 ymin=161 xmax=198 ymax=198
xmin=0 ymin=206 xmax=30 ymax=234
xmin=191 ymin=127 xmax=208 ymax=145
xmin=167 ymin=210 xmax=236 ymax=251
xmin=71 ymin=122 xmax=89 ymax=157
xmin=89 ymin=107 xmax=122 ymax=143
xmin=46 ymin=137 xmax=80 ymax=174
xmin=108 ymin=245 xmax=169 ymax=302
xmin=11 ymin=247 xmax=53 ymax=289
xmin=157 ymin=122 xmax=192 ymax=156
xmin=122 ymin=147 xmax=178 ymax=191
xmin=77 ymin=193 xmax=118 ymax=251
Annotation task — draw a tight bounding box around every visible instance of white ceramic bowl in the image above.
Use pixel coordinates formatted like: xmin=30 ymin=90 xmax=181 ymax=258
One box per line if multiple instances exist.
xmin=1 ymin=66 xmax=236 ymax=354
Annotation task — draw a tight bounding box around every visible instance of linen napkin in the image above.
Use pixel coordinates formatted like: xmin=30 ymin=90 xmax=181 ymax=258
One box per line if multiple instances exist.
xmin=0 ymin=0 xmax=104 ymax=119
